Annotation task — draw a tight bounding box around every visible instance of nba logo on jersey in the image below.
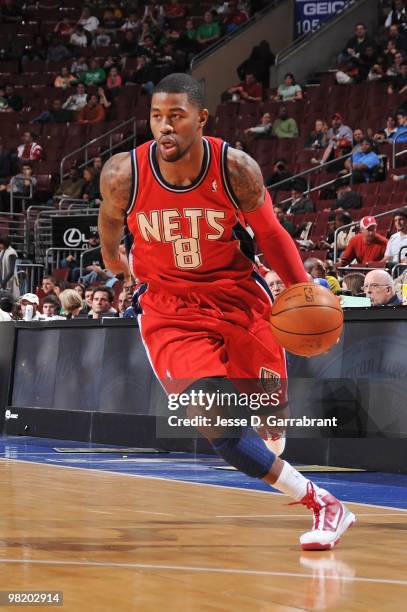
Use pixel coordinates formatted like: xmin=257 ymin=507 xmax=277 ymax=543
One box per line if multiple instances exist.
xmin=211 ymin=179 xmax=218 ymax=192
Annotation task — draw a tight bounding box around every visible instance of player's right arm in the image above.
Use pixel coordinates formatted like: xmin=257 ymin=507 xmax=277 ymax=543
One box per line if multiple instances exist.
xmin=98 ymin=152 xmax=132 ymax=281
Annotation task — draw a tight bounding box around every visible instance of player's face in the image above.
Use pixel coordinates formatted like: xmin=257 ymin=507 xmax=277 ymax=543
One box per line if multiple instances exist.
xmin=150 ymin=92 xmax=207 ymax=163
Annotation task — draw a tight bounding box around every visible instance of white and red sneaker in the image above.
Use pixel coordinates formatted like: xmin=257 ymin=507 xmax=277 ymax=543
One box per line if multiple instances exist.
xmin=291 ymin=482 xmax=356 ymax=551
xmin=256 ymin=426 xmax=286 ymax=456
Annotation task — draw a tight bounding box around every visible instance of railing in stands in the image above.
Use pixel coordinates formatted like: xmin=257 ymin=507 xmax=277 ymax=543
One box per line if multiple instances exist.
xmin=16 ymin=262 xmax=44 ymax=295
xmin=0 ymin=212 xmax=27 ymax=257
xmin=268 ymin=152 xmax=354 ymax=203
xmin=10 ymin=176 xmax=35 ymax=215
xmin=44 ymin=248 xmax=86 ymax=275
xmin=392 ymin=134 xmax=407 ymax=169
xmin=59 ymin=117 xmax=137 ymax=183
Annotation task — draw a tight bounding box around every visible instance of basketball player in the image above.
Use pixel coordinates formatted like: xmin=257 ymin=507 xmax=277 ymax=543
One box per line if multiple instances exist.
xmin=98 ymin=74 xmax=355 ymax=550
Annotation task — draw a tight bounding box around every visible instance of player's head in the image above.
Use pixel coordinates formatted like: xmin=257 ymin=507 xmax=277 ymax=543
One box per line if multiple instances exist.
xmin=151 ymin=73 xmax=208 ymax=163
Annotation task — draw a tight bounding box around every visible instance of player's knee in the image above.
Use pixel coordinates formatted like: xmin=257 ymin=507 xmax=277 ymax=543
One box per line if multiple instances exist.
xmin=212 ymin=426 xmax=276 ymax=479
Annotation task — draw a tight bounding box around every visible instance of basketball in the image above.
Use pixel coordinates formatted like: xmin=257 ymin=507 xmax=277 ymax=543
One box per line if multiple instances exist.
xmin=270 ymin=283 xmax=344 ymax=357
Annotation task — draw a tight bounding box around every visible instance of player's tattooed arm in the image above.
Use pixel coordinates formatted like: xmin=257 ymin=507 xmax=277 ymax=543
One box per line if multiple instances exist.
xmin=226 ymin=147 xmax=266 ymax=213
xmin=98 ymin=152 xmax=132 ymax=279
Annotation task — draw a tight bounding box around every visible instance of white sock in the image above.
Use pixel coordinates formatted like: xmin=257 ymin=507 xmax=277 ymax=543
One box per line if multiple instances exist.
xmin=273 ymin=460 xmax=312 ymax=501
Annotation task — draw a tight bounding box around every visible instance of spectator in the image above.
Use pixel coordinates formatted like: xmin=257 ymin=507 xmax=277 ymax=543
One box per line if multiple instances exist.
xmin=121 ymin=12 xmax=142 ymax=32
xmin=62 ymin=83 xmax=88 ymax=111
xmin=84 ymin=287 xmax=94 ymax=311
xmin=273 ymin=206 xmax=295 ymax=236
xmin=222 ymin=0 xmax=248 ymax=33
xmin=4 ymin=84 xmax=23 ymax=112
xmin=244 ymin=112 xmax=272 ymax=141
xmin=320 ymin=211 xmax=355 ymax=255
xmin=32 ymin=99 xmax=72 ymax=124
xmin=386 ymin=22 xmax=407 ymax=52
xmin=383 ymin=208 xmax=407 ymax=263
xmin=54 ymin=17 xmax=75 ymax=38
xmin=94 ymin=28 xmax=112 ymax=47
xmin=285 ymin=181 xmax=314 ymax=215
xmin=363 ymin=269 xmax=402 ymax=305
xmin=266 ymin=159 xmax=292 ymax=188
xmin=390 ymin=110 xmax=407 ymax=143
xmin=71 ymin=57 xmax=88 ymax=79
xmin=42 ymin=275 xmax=57 ymax=296
xmin=275 ymin=73 xmax=303 ymax=102
xmin=101 ymin=7 xmax=122 ymax=31
xmin=22 ymin=34 xmax=48 ymax=63
xmin=232 ymin=139 xmax=245 ymax=151
xmin=164 ymin=1 xmax=186 ymax=19
xmin=79 ymin=7 xmax=100 ymax=34
xmin=120 ymin=30 xmax=139 ymax=57
xmin=117 ymin=290 xmax=131 ymax=317
xmin=386 ymin=50 xmax=405 ymax=76
xmin=46 ymin=36 xmax=71 ymax=62
xmin=264 ymin=269 xmax=286 ymax=298
xmin=313 ymin=113 xmax=353 ymax=165
xmin=344 ymin=138 xmax=381 ymax=183
xmin=342 ymin=272 xmax=365 ymax=295
xmin=54 ymin=67 xmax=76 ymax=89
xmin=82 ymin=167 xmax=102 ymax=205
xmin=106 ymin=66 xmax=122 ymax=92
xmin=351 ymin=128 xmax=365 ymax=154
xmin=0 ymin=163 xmax=37 ymax=213
xmin=237 ymin=40 xmax=274 ymax=88
xmin=374 ymin=114 xmax=397 ymax=140
xmin=388 ymin=60 xmax=407 ymax=94
xmin=385 ymin=0 xmax=407 ymax=30
xmin=305 ymin=119 xmax=329 ymax=150
xmin=272 ymin=106 xmax=299 ymax=139
xmin=89 ymin=286 xmax=118 ymax=319
xmin=227 ymin=73 xmax=263 ymax=103
xmin=59 ymin=289 xmax=83 ymax=319
xmin=80 ymin=59 xmax=106 ymax=87
xmin=19 ymin=293 xmax=41 ymax=321
xmin=338 ymin=216 xmax=388 ymax=266
xmin=331 ymin=180 xmax=362 ymax=210
xmin=78 ymin=94 xmax=106 ymax=124
xmin=17 ymin=132 xmax=43 ymax=162
xmin=70 ymin=25 xmax=88 ymax=49
xmin=340 ymin=23 xmax=375 ymax=64
xmin=41 ymin=295 xmax=65 ymax=319
xmin=304 ymin=257 xmax=341 ymax=293
xmin=54 ymin=167 xmax=85 ymax=201
xmin=0 ymin=235 xmax=19 ymax=298
xmin=127 ymin=55 xmax=155 ymax=94
xmin=196 ymin=11 xmax=222 ymax=47
xmin=92 ymin=156 xmax=104 ymax=174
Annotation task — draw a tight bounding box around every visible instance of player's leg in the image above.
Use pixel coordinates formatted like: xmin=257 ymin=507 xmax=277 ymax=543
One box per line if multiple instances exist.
xmin=187 ymin=376 xmax=355 ymax=551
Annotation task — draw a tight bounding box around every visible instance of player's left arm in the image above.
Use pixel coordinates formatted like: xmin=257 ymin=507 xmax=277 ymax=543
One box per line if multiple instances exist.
xmin=98 ymin=152 xmax=132 ymax=281
xmin=227 ymin=147 xmax=308 ymax=286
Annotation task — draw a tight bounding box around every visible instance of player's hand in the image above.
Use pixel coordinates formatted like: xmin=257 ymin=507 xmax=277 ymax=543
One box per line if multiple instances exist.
xmin=103 ymin=252 xmax=132 ymax=283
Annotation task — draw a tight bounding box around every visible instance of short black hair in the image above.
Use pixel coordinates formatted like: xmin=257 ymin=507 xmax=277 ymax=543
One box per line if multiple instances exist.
xmin=152 ymin=73 xmax=205 ymax=108
xmin=0 ymin=234 xmax=10 ymax=248
xmin=43 ymin=294 xmax=61 ymax=309
xmin=93 ymin=286 xmax=114 ymax=303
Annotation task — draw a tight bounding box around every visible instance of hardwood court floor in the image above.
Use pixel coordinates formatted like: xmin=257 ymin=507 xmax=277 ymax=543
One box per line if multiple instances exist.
xmin=0 ymin=459 xmax=406 ymax=612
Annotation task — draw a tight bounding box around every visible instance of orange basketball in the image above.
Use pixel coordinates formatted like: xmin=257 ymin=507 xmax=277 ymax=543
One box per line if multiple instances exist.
xmin=270 ymin=282 xmax=344 ymax=357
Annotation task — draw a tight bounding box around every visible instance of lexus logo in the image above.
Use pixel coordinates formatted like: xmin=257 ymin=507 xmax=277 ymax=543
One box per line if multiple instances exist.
xmin=63 ymin=228 xmax=86 ymax=247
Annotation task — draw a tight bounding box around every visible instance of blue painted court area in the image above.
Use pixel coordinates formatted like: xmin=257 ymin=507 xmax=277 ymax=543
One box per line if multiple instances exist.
xmin=1 ymin=436 xmax=407 ymax=509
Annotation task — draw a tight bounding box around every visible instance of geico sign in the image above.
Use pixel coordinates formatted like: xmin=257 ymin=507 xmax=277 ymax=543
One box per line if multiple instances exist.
xmin=304 ymin=1 xmax=346 ymax=16
xmin=63 ymin=227 xmax=86 ymax=247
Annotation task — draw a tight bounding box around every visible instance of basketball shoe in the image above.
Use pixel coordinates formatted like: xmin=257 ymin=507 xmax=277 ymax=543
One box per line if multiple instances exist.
xmin=291 ymin=482 xmax=356 ymax=550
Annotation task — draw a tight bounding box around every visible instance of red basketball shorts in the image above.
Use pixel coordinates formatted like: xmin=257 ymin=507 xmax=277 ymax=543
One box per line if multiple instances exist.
xmin=137 ymin=275 xmax=287 ymax=397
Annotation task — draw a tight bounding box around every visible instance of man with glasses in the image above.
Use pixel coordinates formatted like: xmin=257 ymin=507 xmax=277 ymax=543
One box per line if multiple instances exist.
xmin=363 ymin=269 xmax=401 ymax=306
xmin=383 ymin=209 xmax=407 ymax=264
xmin=264 ymin=269 xmax=286 ymax=299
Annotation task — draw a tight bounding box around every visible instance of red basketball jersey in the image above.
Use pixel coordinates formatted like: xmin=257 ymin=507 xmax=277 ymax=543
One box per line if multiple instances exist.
xmin=126 ymin=136 xmax=255 ymax=293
